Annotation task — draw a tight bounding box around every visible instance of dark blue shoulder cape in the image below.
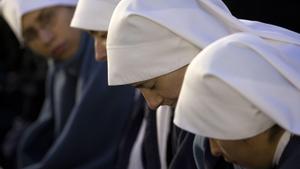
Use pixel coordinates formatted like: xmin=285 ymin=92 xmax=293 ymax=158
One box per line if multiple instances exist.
xmin=17 ymin=33 xmax=138 ymax=169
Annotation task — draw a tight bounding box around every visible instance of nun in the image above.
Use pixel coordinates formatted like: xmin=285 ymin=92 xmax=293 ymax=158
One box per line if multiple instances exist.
xmin=106 ymin=0 xmax=300 ymax=169
xmin=175 ymin=32 xmax=300 ymax=169
xmin=70 ymin=0 xmax=120 ymax=61
xmin=1 ymin=0 xmax=140 ymax=168
xmin=71 ymin=1 xmax=148 ymax=168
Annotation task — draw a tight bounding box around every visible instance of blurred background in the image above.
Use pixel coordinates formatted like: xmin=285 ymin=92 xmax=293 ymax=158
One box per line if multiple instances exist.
xmin=223 ymin=0 xmax=300 ymax=32
xmin=0 ymin=16 xmax=47 ymax=169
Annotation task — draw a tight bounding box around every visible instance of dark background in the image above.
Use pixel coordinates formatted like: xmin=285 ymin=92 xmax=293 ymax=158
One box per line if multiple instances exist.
xmin=223 ymin=0 xmax=300 ymax=33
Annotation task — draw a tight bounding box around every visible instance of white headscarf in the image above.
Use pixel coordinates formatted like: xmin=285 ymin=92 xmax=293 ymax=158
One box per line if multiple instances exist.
xmin=17 ymin=0 xmax=78 ymax=16
xmin=0 ymin=0 xmax=22 ymax=42
xmin=0 ymin=0 xmax=77 ymax=43
xmin=107 ymin=0 xmax=300 ymax=86
xmin=175 ymin=32 xmax=300 ymax=140
xmin=71 ymin=0 xmax=120 ymax=31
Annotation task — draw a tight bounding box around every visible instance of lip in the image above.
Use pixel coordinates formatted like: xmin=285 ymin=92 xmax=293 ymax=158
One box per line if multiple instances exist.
xmin=51 ymin=42 xmax=67 ymax=56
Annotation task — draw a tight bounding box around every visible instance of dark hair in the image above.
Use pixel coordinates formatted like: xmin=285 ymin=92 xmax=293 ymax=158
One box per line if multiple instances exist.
xmin=268 ymin=125 xmax=284 ymax=142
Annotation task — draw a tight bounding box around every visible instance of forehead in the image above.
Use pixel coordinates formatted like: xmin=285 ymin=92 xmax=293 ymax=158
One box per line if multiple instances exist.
xmin=21 ymin=8 xmax=42 ymax=30
xmin=21 ymin=6 xmax=59 ymax=30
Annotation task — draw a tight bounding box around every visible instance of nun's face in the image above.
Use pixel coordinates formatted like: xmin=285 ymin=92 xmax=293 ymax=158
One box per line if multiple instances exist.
xmin=209 ymin=129 xmax=281 ymax=169
xmin=22 ymin=6 xmax=81 ymax=61
xmin=132 ymin=66 xmax=187 ymax=110
xmin=89 ymin=31 xmax=107 ymax=61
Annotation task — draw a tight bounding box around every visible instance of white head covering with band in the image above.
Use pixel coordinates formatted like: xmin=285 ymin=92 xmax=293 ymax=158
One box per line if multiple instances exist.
xmin=175 ymin=32 xmax=300 ymax=140
xmin=71 ymin=0 xmax=120 ymax=31
xmin=17 ymin=0 xmax=78 ymax=16
xmin=0 ymin=0 xmax=77 ymax=43
xmin=106 ymin=0 xmax=300 ymax=86
xmin=0 ymin=0 xmax=23 ymax=42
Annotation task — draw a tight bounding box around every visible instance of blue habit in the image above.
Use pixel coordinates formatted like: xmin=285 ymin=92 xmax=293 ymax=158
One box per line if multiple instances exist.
xmin=17 ymin=33 xmax=137 ymax=169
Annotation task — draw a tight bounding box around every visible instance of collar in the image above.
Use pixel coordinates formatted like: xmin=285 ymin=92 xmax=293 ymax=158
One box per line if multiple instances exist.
xmin=273 ymin=130 xmax=291 ymax=166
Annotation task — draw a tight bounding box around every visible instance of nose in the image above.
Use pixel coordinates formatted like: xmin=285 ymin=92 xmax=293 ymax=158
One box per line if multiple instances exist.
xmin=209 ymin=139 xmax=222 ymax=157
xmin=139 ymin=88 xmax=163 ymax=110
xmin=38 ymin=29 xmax=53 ymax=44
xmin=94 ymin=38 xmax=107 ymax=61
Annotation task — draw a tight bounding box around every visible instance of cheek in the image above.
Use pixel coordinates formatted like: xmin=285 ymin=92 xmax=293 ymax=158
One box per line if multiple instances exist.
xmin=158 ymin=88 xmax=178 ymax=100
xmin=94 ymin=38 xmax=108 ymax=61
xmin=96 ymin=37 xmax=107 ymax=49
xmin=163 ymin=84 xmax=181 ymax=98
xmin=169 ymin=78 xmax=184 ymax=97
xmin=68 ymin=28 xmax=81 ymax=42
xmin=28 ymin=43 xmax=49 ymax=56
xmin=217 ymin=141 xmax=244 ymax=158
xmin=156 ymin=81 xmax=180 ymax=99
xmin=218 ymin=141 xmax=255 ymax=166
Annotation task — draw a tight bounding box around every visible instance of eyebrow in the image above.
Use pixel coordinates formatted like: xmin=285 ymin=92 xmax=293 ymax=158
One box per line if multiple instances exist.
xmin=37 ymin=9 xmax=47 ymax=21
xmin=132 ymin=82 xmax=144 ymax=88
xmin=22 ymin=8 xmax=47 ymax=35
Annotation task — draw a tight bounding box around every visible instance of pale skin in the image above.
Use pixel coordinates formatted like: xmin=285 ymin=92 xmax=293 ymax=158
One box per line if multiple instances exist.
xmin=78 ymin=15 xmax=285 ymax=169
xmin=77 ymin=27 xmax=187 ymax=110
xmin=67 ymin=23 xmax=187 ymax=110
xmin=87 ymin=29 xmax=187 ymax=109
xmin=87 ymin=21 xmax=285 ymax=169
xmin=88 ymin=31 xmax=107 ymax=61
xmin=22 ymin=6 xmax=81 ymax=61
xmin=209 ymin=128 xmax=284 ymax=169
xmin=87 ymin=30 xmax=187 ymax=109
xmin=132 ymin=66 xmax=188 ymax=110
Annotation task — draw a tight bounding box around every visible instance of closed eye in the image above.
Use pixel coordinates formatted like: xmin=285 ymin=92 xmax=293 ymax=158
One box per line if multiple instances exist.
xmin=132 ymin=81 xmax=155 ymax=90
